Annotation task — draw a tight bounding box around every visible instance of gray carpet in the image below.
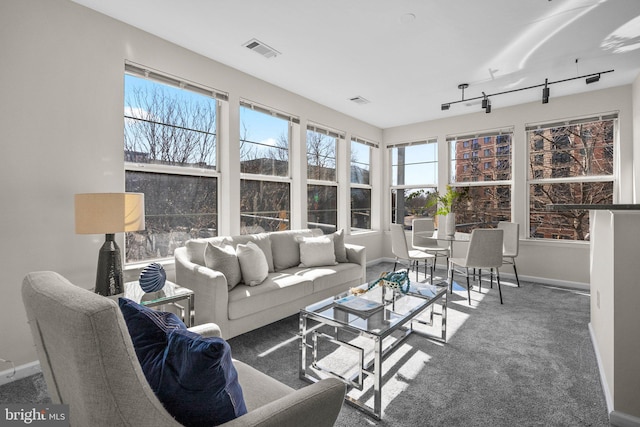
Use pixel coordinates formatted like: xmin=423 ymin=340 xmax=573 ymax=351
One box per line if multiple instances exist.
xmin=0 ymin=262 xmax=610 ymax=426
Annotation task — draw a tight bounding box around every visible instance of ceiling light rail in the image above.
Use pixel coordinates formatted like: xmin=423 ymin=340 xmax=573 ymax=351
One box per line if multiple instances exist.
xmin=440 ymin=70 xmax=614 ymax=113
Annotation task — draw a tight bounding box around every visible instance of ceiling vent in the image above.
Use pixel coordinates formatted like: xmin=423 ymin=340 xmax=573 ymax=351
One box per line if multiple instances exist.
xmin=243 ymin=38 xmax=280 ymax=59
xmin=349 ymin=96 xmax=370 ymax=105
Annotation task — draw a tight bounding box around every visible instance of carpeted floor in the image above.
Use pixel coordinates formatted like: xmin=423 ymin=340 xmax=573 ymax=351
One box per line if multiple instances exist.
xmin=0 ymin=262 xmax=610 ymax=426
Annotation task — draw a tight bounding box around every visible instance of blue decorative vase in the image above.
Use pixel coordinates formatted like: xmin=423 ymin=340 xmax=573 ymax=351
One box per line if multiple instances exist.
xmin=139 ymin=263 xmax=166 ymax=293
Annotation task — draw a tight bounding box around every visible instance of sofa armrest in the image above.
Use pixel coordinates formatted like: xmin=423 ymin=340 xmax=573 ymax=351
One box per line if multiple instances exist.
xmin=345 ymin=243 xmax=366 ymax=283
xmin=175 ymin=247 xmax=231 ymax=337
xmin=221 ymin=378 xmax=346 ymax=427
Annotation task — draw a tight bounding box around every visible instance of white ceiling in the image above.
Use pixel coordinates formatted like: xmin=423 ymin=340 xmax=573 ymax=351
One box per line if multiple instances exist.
xmin=71 ymin=0 xmax=640 ymax=128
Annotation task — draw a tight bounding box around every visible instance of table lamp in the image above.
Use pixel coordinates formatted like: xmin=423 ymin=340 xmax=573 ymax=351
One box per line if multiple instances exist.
xmin=75 ymin=193 xmax=145 ymax=296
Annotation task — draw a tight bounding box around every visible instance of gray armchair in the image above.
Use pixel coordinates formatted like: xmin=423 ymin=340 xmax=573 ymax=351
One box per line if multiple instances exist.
xmin=22 ymin=271 xmax=345 ymax=427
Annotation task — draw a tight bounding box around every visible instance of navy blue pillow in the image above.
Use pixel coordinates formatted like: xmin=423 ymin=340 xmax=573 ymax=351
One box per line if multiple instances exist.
xmin=118 ymin=298 xmax=187 ymax=389
xmin=161 ymin=329 xmax=248 ymax=426
xmin=118 ymin=298 xmax=247 ymax=426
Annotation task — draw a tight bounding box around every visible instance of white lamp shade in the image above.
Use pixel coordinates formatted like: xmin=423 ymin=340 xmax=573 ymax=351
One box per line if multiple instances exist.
xmin=75 ymin=193 xmax=145 ymax=234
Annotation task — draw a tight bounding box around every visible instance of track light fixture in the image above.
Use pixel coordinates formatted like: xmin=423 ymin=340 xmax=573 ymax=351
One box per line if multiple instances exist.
xmin=586 ymin=74 xmax=601 ymax=84
xmin=440 ymin=69 xmax=613 ymax=113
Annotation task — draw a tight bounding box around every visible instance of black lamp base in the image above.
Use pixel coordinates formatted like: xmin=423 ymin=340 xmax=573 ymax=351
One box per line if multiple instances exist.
xmin=95 ymin=233 xmax=124 ymax=296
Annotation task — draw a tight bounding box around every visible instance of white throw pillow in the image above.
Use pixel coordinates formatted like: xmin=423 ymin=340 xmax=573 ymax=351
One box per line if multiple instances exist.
xmin=298 ymin=235 xmax=337 ymax=268
xmin=332 ymin=229 xmax=348 ymax=263
xmin=204 ymin=242 xmax=242 ymax=290
xmin=236 ymin=241 xmax=269 ymax=286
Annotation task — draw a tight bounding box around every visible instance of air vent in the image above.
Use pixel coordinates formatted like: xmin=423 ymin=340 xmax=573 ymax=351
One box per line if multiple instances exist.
xmin=349 ymin=96 xmax=370 ymax=105
xmin=243 ymin=38 xmax=280 ymax=59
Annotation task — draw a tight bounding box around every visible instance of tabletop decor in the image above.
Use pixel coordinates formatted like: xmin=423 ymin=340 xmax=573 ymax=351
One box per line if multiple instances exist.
xmin=139 ymin=262 xmax=167 ymax=293
xmin=426 ymin=185 xmax=464 ymax=237
xmin=350 ymin=270 xmax=411 ymax=296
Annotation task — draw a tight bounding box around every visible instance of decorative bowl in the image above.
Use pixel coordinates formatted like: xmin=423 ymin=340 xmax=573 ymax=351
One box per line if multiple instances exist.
xmin=139 ymin=263 xmax=167 ymax=293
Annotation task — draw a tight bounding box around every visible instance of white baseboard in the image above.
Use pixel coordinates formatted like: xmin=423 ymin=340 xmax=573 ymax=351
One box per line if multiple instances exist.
xmin=371 ymin=258 xmax=589 ymax=291
xmin=589 ymin=323 xmax=640 ymax=427
xmin=610 ymin=411 xmax=640 ymax=427
xmin=589 ymin=323 xmax=613 ymax=413
xmin=0 ymin=361 xmax=42 ymax=387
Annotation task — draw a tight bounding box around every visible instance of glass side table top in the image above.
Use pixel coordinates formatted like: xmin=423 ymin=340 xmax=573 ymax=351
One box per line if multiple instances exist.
xmin=122 ymin=280 xmax=193 ymax=305
xmin=302 ymin=281 xmax=447 ymax=338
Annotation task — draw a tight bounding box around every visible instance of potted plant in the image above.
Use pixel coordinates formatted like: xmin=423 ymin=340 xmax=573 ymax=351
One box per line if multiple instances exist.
xmin=426 ymin=185 xmax=462 ymax=237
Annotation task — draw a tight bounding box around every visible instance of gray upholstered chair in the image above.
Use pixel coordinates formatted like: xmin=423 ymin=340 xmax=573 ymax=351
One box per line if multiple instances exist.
xmin=411 ymin=218 xmax=450 ymax=267
xmin=390 ymin=223 xmax=435 ymax=283
xmin=22 ymin=271 xmax=345 ymax=427
xmin=448 ymin=229 xmax=504 ymax=305
xmin=498 ymin=221 xmax=520 ymax=287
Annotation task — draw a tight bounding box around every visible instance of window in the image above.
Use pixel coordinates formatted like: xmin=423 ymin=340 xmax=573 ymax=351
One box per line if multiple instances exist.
xmin=124 ymin=65 xmax=224 ymax=263
xmin=240 ymin=101 xmax=297 ymax=233
xmin=389 ymin=140 xmax=438 ymax=228
xmin=307 ymin=124 xmax=341 ymax=234
xmin=527 ymin=114 xmax=616 ymax=240
xmin=448 ymin=129 xmax=513 ymax=231
xmin=351 ymin=137 xmax=376 ymax=230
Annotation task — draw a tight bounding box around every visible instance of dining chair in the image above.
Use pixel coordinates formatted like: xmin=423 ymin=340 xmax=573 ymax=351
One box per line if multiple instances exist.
xmin=498 ymin=221 xmax=520 ymax=287
xmin=448 ymin=228 xmax=504 ymax=304
xmin=390 ymin=223 xmax=436 ymax=283
xmin=411 ymin=218 xmax=450 ymax=269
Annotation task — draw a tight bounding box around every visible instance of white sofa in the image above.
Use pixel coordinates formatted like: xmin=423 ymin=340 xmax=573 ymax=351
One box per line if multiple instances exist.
xmin=175 ymin=229 xmax=366 ymax=339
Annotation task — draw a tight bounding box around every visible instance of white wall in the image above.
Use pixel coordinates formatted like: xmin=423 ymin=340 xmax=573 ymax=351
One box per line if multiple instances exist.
xmin=383 ymin=85 xmax=634 ymax=287
xmin=0 ymin=0 xmax=381 ymax=368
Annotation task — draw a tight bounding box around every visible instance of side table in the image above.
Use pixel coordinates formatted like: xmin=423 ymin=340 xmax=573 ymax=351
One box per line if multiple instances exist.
xmin=115 ymin=280 xmax=196 ymax=327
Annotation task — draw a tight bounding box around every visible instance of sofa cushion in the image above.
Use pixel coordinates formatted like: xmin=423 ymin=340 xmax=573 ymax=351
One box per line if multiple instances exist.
xmin=228 ymin=272 xmax=313 ymax=320
xmin=331 ymin=229 xmax=349 ymax=263
xmin=236 ymin=241 xmax=269 ymax=286
xmin=118 ymin=299 xmax=247 ymax=427
xmin=204 ymin=242 xmax=242 ymax=290
xmin=186 ymin=237 xmax=227 ymax=266
xmin=298 ymin=263 xmax=364 ymax=294
xmin=297 ymin=235 xmax=337 ymax=267
xmin=269 ymin=229 xmax=321 ymax=271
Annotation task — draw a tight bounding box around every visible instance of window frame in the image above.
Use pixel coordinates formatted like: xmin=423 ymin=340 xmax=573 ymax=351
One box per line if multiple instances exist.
xmin=526 ymin=113 xmax=617 ymax=241
xmin=388 ymin=139 xmax=439 ymax=229
xmin=306 ymin=123 xmax=343 ymax=234
xmin=446 ymin=128 xmax=514 ymax=231
xmin=123 ymin=63 xmax=223 ymax=264
xmin=350 ymin=136 xmax=377 ymax=232
xmin=239 ymin=100 xmax=298 ymax=234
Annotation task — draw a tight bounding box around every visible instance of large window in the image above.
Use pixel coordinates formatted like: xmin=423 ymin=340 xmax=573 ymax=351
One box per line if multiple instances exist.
xmin=527 ymin=114 xmax=616 ymax=240
xmin=448 ymin=130 xmax=513 ymax=231
xmin=239 ymin=101 xmax=296 ymax=233
xmin=124 ymin=64 xmax=223 ymax=263
xmin=307 ymin=124 xmax=341 ymax=234
xmin=389 ymin=140 xmax=438 ymax=228
xmin=351 ymin=138 xmax=375 ymax=230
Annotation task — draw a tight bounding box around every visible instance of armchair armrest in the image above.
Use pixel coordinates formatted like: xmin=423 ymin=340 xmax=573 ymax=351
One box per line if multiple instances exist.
xmin=221 ymin=378 xmax=346 ymax=427
xmin=174 ymin=247 xmax=231 ymax=337
xmin=187 ymin=322 xmax=222 ymax=338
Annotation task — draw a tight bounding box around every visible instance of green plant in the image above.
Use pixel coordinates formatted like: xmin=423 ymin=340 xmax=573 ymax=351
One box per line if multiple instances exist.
xmin=426 ymin=185 xmax=462 ymax=216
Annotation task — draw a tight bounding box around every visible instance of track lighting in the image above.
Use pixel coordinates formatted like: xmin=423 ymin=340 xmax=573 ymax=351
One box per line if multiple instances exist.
xmin=585 ymin=74 xmax=600 ymax=84
xmin=542 ymin=78 xmax=549 ymax=104
xmin=440 ymin=70 xmax=613 ymax=113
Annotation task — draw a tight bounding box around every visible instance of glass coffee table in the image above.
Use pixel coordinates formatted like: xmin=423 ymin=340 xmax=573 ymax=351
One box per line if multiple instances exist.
xmin=299 ymin=279 xmax=447 ymax=419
